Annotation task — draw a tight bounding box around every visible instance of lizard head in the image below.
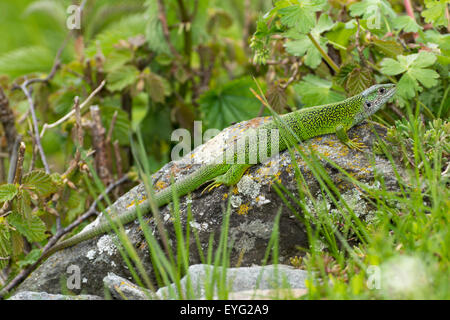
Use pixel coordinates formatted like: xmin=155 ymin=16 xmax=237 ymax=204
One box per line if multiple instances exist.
xmin=360 ymin=83 xmax=396 ymax=119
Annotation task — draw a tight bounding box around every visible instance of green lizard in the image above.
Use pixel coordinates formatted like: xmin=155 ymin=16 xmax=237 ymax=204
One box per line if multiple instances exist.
xmin=44 ymin=83 xmax=396 ymax=257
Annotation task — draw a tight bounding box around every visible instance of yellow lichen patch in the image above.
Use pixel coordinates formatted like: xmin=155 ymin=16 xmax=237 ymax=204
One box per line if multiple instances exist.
xmin=274 ymin=171 xmax=282 ymax=183
xmin=232 ymin=186 xmax=239 ymax=194
xmin=222 ymin=193 xmax=228 ymax=200
xmin=155 ymin=180 xmax=168 ymax=191
xmin=126 ymin=200 xmax=136 ymax=209
xmin=237 ymin=203 xmax=250 ymax=215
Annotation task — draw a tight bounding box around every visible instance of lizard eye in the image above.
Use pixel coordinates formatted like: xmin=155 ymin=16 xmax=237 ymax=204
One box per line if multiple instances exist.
xmin=365 ymin=101 xmax=372 ymax=108
xmin=378 ymin=87 xmax=386 ymax=94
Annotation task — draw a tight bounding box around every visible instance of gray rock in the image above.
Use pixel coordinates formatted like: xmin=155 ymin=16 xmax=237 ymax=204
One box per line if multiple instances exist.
xmin=16 ymin=119 xmax=403 ymax=296
xmin=103 ymin=272 xmax=156 ymax=300
xmin=157 ymin=264 xmax=308 ymax=299
xmin=8 ymin=291 xmax=102 ymax=300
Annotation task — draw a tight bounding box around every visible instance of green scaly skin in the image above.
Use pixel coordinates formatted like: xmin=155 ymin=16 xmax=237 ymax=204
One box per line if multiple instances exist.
xmin=44 ymin=84 xmax=396 ymax=258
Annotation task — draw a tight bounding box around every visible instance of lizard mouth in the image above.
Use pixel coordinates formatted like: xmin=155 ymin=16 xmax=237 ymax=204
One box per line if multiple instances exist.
xmin=385 ymin=85 xmax=396 ymax=100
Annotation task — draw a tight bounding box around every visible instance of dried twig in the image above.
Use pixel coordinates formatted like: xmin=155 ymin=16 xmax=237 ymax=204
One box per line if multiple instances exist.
xmin=157 ymin=0 xmax=182 ymax=59
xmin=0 ymin=86 xmax=18 ymax=155
xmin=62 ymin=97 xmax=83 ymax=178
xmin=90 ymin=106 xmax=112 ymax=186
xmin=20 ymin=83 xmax=50 ymax=174
xmin=0 ymin=142 xmax=26 ymax=218
xmin=40 ymin=80 xmax=105 ymax=137
xmin=105 ymin=110 xmax=118 ymax=146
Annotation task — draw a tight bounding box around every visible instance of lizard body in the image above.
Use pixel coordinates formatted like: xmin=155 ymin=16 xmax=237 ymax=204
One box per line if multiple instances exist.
xmin=44 ymin=84 xmax=395 ymax=257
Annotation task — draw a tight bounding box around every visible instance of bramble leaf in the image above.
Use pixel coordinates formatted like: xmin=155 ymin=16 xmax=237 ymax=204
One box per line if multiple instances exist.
xmin=22 ymin=170 xmax=57 ymax=197
xmin=7 ymin=212 xmax=47 ymax=243
xmin=293 ymin=75 xmax=345 ymax=107
xmin=393 ymin=15 xmax=422 ymax=33
xmin=106 ymin=65 xmax=140 ymax=92
xmin=422 ymin=0 xmax=449 ymax=28
xmin=0 ymin=184 xmax=18 ymax=202
xmin=278 ymin=0 xmax=327 ymax=34
xmin=199 ymin=77 xmax=264 ymax=129
xmin=346 ymin=67 xmax=374 ymax=96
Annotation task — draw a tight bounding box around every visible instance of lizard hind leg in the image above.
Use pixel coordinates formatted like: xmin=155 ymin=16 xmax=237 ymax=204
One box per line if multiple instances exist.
xmin=202 ymin=164 xmax=252 ymax=194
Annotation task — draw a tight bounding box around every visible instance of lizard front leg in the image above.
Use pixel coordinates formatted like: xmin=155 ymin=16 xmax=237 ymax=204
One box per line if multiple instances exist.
xmin=203 ymin=164 xmax=252 ymax=193
xmin=336 ymin=125 xmax=366 ymax=151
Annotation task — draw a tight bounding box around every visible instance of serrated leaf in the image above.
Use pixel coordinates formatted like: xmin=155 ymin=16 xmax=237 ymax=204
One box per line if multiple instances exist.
xmin=380 ymin=58 xmax=407 ymax=75
xmin=100 ymin=106 xmax=130 ymax=145
xmin=106 ymin=65 xmax=140 ymax=92
xmin=0 ymin=184 xmax=18 ymax=202
xmin=22 ymin=170 xmax=57 ymax=197
xmin=408 ymin=68 xmax=439 ymax=88
xmin=371 ymin=39 xmax=404 ymax=58
xmin=422 ymin=0 xmax=448 ymax=28
xmin=380 ymin=52 xmax=439 ymax=103
xmin=104 ymin=50 xmax=134 ymax=73
xmin=0 ymin=223 xmax=11 ymax=269
xmin=346 ymin=67 xmax=374 ymax=96
xmin=293 ymin=75 xmax=345 ymax=107
xmin=7 ymin=212 xmax=47 ymax=243
xmin=411 ymin=51 xmax=436 ymax=68
xmin=335 ymin=63 xmax=357 ymax=86
xmin=393 ymin=15 xmax=422 ymax=33
xmin=146 ymin=72 xmax=167 ymax=103
xmin=199 ymin=77 xmax=264 ymax=129
xmin=397 ymin=73 xmax=417 ymax=99
xmin=278 ymin=0 xmax=327 ymax=34
xmin=284 ymin=13 xmax=334 ymax=68
xmin=17 ymin=248 xmax=41 ymax=268
xmin=65 ymin=190 xmax=86 ymax=222
xmin=145 ymin=0 xmax=170 ymax=55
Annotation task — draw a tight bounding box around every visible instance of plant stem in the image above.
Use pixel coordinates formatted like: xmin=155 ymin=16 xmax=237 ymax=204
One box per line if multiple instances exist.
xmin=307 ymin=33 xmax=339 ymax=73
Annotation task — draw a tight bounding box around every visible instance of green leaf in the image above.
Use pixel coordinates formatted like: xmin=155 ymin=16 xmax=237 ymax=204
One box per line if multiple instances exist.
xmin=104 ymin=50 xmax=134 ymax=73
xmin=325 ymin=22 xmax=356 ymax=50
xmin=293 ymin=75 xmax=345 ymax=107
xmin=411 ymin=51 xmax=437 ymax=68
xmin=278 ymin=0 xmax=327 ymax=34
xmin=106 ymin=65 xmax=140 ymax=92
xmin=284 ymin=14 xmax=334 ymax=69
xmin=145 ymin=0 xmax=170 ymax=55
xmin=346 ymin=67 xmax=374 ymax=96
xmin=22 ymin=170 xmax=57 ymax=197
xmin=397 ymin=73 xmax=417 ymax=99
xmin=18 ymin=248 xmax=42 ymax=268
xmin=199 ymin=77 xmax=264 ymax=129
xmin=146 ymin=71 xmax=168 ymax=103
xmin=349 ymin=0 xmax=396 ymax=30
xmin=0 ymin=223 xmax=11 ymax=269
xmin=0 ymin=184 xmax=18 ymax=202
xmin=381 ymin=52 xmax=440 ymax=104
xmin=408 ymin=68 xmax=439 ymax=88
xmin=7 ymin=212 xmax=47 ymax=243
xmin=0 ymin=46 xmax=54 ymax=78
xmin=380 ymin=58 xmax=407 ymax=75
xmin=422 ymin=0 xmax=449 ymax=28
xmin=371 ymin=39 xmax=404 ymax=58
xmin=100 ymin=106 xmax=131 ymax=146
xmin=393 ymin=15 xmax=422 ymax=33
